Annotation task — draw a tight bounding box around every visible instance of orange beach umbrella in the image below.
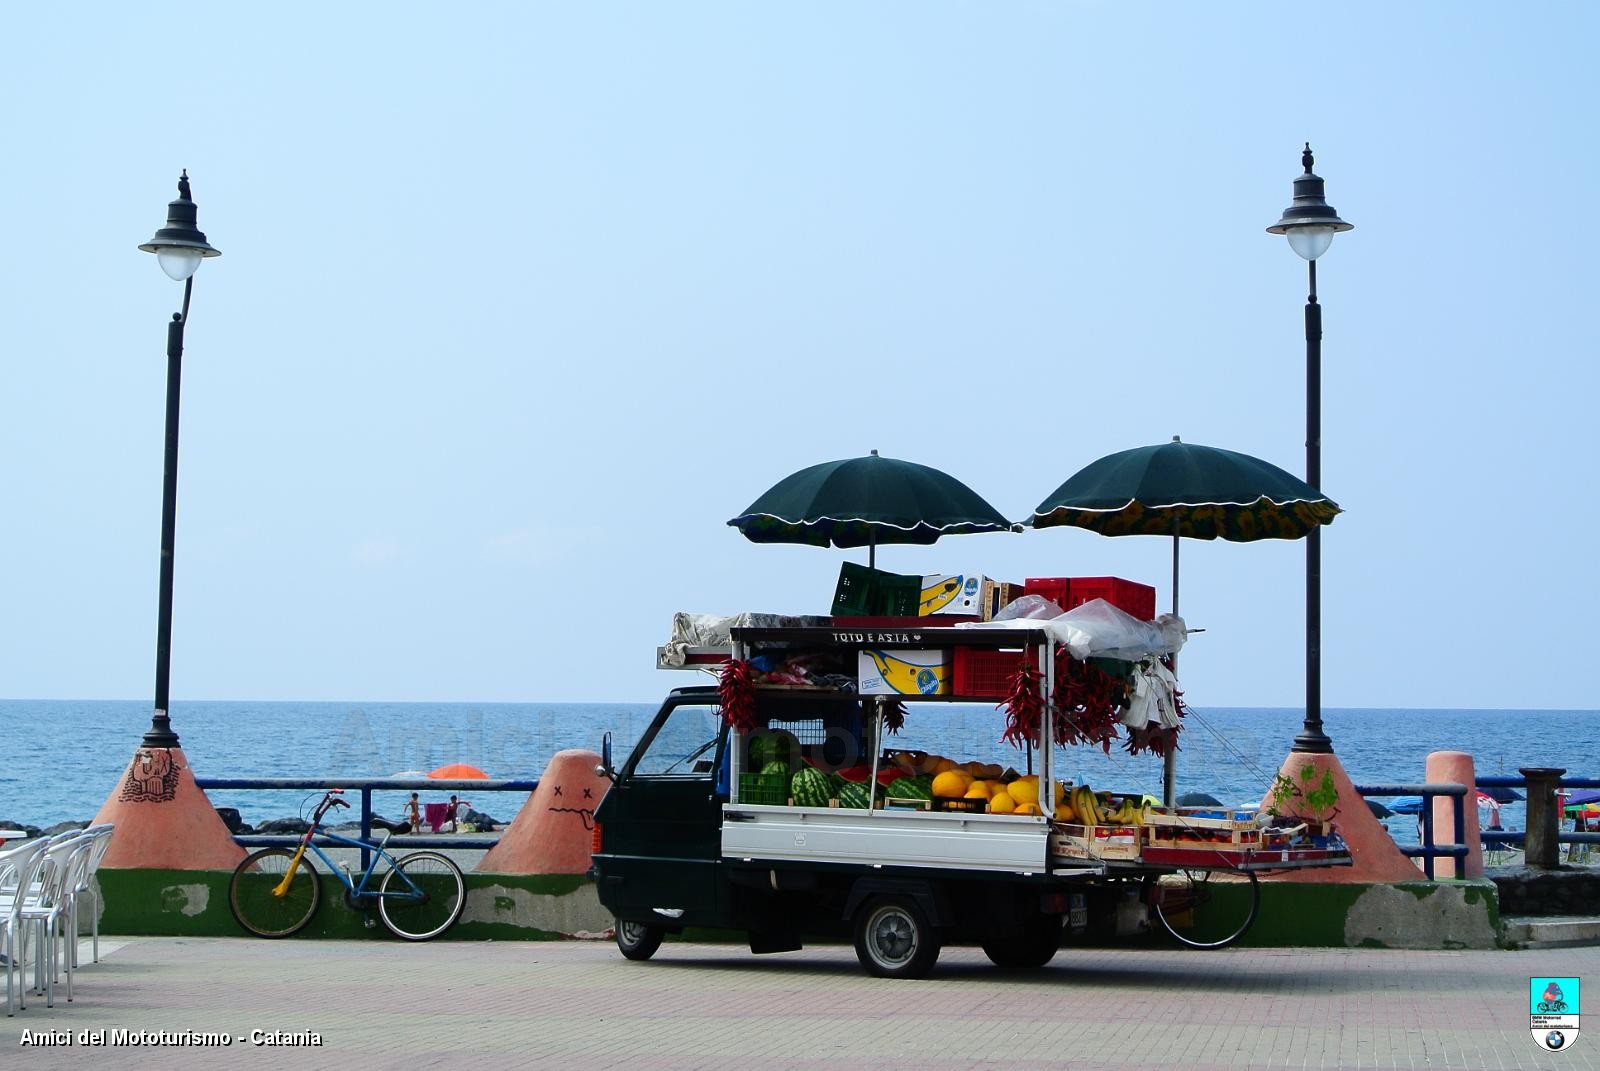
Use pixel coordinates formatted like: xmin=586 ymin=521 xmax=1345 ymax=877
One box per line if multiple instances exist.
xmin=428 ymin=763 xmax=489 ymax=780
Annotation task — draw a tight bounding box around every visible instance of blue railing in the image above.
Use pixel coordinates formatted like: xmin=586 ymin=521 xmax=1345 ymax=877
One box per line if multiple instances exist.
xmin=196 ymin=776 xmax=539 ymax=871
xmin=1354 ymin=782 xmax=1467 ymax=879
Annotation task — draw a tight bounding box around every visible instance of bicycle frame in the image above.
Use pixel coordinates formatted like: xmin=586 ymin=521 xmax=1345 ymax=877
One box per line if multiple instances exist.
xmin=270 ymin=816 xmax=425 ymax=904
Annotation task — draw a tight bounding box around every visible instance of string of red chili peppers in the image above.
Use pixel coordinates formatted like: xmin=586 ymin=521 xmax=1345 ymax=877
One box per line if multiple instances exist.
xmin=1053 ymin=649 xmax=1126 ymax=754
xmin=718 ymin=658 xmax=757 ymax=733
xmin=1000 ymin=654 xmax=1132 ymax=755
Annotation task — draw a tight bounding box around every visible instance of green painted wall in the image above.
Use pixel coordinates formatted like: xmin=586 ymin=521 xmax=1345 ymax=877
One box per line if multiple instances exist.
xmin=97 ymin=869 xmax=595 ymax=941
xmin=98 ymin=869 xmax=1504 ymax=950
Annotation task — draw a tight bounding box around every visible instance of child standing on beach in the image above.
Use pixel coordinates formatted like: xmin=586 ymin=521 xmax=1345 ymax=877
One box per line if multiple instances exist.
xmin=405 ymin=792 xmax=422 ymax=831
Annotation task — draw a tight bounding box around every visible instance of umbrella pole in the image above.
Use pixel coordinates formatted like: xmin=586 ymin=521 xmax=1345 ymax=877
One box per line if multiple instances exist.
xmin=1164 ymin=520 xmax=1179 ymax=807
xmin=869 ymin=531 xmax=876 ymax=572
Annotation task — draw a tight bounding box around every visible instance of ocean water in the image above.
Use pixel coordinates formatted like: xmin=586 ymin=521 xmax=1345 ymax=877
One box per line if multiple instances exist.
xmin=5 ymin=699 xmax=1594 ymax=844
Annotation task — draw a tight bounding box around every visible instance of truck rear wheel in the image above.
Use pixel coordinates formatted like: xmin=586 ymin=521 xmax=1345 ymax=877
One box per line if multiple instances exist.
xmin=853 ymin=895 xmax=940 ymax=979
xmin=615 ymin=919 xmax=665 ymax=961
xmin=981 ymin=914 xmax=1062 ymax=969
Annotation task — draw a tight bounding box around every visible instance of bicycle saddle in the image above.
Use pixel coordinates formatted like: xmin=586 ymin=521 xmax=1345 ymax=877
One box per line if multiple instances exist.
xmin=371 ymin=815 xmax=412 ymax=834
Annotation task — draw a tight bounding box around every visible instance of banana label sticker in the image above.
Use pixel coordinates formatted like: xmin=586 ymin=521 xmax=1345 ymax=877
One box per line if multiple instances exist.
xmin=857 ymin=650 xmax=951 ymax=695
xmin=1531 ymin=976 xmax=1580 ymax=1052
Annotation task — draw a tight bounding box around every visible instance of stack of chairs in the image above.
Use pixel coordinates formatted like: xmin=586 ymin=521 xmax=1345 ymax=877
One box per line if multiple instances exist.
xmin=0 ymin=824 xmax=115 ymax=1016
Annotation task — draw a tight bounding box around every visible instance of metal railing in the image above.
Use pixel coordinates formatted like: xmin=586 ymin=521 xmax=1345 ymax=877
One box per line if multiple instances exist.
xmin=196 ymin=776 xmax=539 ymax=871
xmin=1354 ymin=782 xmax=1467 ymax=879
xmin=1354 ymin=775 xmax=1600 ymax=876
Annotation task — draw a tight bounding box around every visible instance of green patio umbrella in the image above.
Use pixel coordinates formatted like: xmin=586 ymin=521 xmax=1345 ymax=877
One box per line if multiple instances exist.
xmin=1026 ymin=437 xmax=1341 ymax=615
xmin=1027 ymin=437 xmax=1340 ymax=805
xmin=729 ymin=450 xmax=1013 ymax=569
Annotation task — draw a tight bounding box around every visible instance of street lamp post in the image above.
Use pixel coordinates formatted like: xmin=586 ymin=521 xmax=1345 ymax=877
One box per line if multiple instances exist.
xmin=1267 ymin=144 xmax=1352 ymax=754
xmin=137 ymin=171 xmax=220 ymax=748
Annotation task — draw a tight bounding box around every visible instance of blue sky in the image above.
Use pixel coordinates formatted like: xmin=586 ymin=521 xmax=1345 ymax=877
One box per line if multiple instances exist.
xmin=2 ymin=3 xmax=1595 ymax=708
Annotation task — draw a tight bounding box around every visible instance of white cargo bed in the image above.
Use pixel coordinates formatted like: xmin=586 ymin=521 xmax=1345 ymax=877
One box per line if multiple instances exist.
xmin=721 ymin=804 xmax=1103 ymax=876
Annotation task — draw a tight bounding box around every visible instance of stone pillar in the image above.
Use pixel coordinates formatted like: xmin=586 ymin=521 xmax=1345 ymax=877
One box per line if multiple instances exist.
xmin=1424 ymin=751 xmax=1481 ymax=879
xmin=1521 ymin=767 xmax=1566 ymax=870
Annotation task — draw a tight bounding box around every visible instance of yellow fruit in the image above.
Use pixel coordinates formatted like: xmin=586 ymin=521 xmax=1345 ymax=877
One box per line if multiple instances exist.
xmin=972 ymin=779 xmax=999 ymax=798
xmin=964 ymin=784 xmax=989 ymax=800
xmin=987 ymin=793 xmax=1016 ymax=814
xmin=1014 ymin=803 xmax=1041 ymax=816
xmin=931 ymin=770 xmax=974 ymax=798
xmin=1053 ymin=781 xmax=1068 ymax=805
xmin=933 ymin=758 xmax=959 ymax=774
xmin=1054 ymin=803 xmax=1077 ymax=822
xmin=1006 ymin=776 xmax=1039 ymax=805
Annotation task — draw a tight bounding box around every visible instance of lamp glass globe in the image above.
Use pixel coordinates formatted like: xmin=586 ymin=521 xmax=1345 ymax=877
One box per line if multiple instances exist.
xmin=1286 ymin=226 xmax=1336 ymax=262
xmin=156 ymin=247 xmax=204 ymax=281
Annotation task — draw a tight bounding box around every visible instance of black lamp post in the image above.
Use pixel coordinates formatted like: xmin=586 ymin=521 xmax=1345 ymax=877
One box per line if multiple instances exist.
xmin=137 ymin=171 xmax=220 ymax=748
xmin=1267 ymin=144 xmax=1352 ymax=754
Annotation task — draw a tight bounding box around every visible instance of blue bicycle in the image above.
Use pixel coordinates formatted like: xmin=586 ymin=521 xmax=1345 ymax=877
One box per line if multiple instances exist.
xmin=227 ymin=789 xmax=466 ymax=940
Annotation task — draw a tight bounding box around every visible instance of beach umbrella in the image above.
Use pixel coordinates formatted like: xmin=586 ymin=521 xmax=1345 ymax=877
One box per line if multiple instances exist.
xmin=1027 ymin=438 xmax=1339 ymax=805
xmin=1366 ymin=799 xmax=1395 ymax=819
xmin=728 ymin=450 xmax=1013 ymax=569
xmin=1480 ymin=786 xmax=1524 ymax=804
xmin=428 ymin=763 xmax=489 ymax=780
xmin=1176 ymin=792 xmax=1225 ymax=807
xmin=1025 ymin=437 xmax=1340 ymax=617
xmin=1563 ymin=789 xmax=1600 ymax=808
xmin=1387 ymin=796 xmax=1425 ymax=815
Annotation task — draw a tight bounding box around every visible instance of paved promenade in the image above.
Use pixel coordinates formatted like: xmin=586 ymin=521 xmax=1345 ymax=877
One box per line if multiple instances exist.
xmin=3 ymin=937 xmax=1597 ymax=1070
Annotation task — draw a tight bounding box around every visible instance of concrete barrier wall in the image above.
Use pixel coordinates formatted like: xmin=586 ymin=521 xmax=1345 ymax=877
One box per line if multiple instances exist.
xmin=94 ymin=869 xmax=613 ymax=941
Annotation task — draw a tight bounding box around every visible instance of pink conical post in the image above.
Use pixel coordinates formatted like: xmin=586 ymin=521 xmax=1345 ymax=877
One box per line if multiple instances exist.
xmin=476 ymin=750 xmax=611 ymax=874
xmin=91 ymin=747 xmax=246 ymax=870
xmin=1262 ymin=751 xmax=1422 ymax=884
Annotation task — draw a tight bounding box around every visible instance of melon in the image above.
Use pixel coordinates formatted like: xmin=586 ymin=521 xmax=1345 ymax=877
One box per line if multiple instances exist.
xmin=886 ymin=777 xmax=933 ymax=801
xmin=836 ymin=782 xmax=872 ymax=809
xmin=789 ymin=767 xmax=833 ymax=808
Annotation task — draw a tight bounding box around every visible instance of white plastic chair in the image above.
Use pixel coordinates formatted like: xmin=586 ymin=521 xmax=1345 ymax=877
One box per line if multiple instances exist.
xmin=17 ymin=832 xmax=91 ymax=1007
xmin=0 ymin=837 xmax=52 ymax=1016
xmin=70 ymin=825 xmax=115 ymax=966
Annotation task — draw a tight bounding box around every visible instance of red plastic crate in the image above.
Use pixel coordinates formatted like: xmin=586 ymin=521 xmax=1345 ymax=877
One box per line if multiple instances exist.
xmin=1022 ymin=577 xmax=1070 ymax=610
xmin=952 ymin=647 xmax=1028 ymax=698
xmin=1067 ymin=577 xmax=1156 ymax=620
xmin=1023 ymin=576 xmax=1157 ymax=620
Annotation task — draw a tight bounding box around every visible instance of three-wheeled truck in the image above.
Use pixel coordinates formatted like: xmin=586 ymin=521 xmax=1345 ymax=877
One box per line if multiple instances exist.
xmin=590 ymin=622 xmax=1349 ymax=977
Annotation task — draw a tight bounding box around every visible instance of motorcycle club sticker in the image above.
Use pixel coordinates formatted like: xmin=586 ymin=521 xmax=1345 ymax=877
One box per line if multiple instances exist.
xmin=1531 ymin=976 xmax=1580 ymax=1053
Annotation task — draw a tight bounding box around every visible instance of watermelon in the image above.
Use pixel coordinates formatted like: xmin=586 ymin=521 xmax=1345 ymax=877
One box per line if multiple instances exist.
xmin=749 ymin=729 xmax=799 ymax=770
xmin=790 ymin=767 xmax=833 ymax=808
xmin=835 ymin=764 xmax=872 ymax=783
xmin=836 ymin=782 xmax=872 ymax=809
xmin=886 ymin=777 xmax=933 ymax=801
xmin=760 ymin=760 xmax=791 ymax=778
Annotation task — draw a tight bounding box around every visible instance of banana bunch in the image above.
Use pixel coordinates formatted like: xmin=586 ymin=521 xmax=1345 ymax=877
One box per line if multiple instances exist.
xmin=1071 ymin=786 xmax=1153 ymax=827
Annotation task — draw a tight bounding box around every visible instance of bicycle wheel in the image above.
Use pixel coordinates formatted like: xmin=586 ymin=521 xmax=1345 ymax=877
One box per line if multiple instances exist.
xmin=377 ymin=851 xmax=466 ymax=940
xmin=229 ymin=848 xmax=321 ymax=938
xmin=1145 ymin=870 xmax=1259 ymax=949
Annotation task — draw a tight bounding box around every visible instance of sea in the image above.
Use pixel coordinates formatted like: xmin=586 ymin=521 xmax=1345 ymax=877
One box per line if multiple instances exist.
xmin=5 ymin=699 xmax=1594 ymax=846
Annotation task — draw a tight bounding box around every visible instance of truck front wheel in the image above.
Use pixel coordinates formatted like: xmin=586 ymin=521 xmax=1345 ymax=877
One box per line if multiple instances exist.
xmin=853 ymin=895 xmax=941 ymax=979
xmin=615 ymin=919 xmax=665 ymax=961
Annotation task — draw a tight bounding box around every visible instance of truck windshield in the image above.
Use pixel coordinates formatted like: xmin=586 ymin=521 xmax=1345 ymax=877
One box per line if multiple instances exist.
xmin=631 ymin=702 xmax=722 ymax=777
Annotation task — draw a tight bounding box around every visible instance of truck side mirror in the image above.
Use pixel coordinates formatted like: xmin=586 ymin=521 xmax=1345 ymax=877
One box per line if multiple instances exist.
xmin=595 ymin=731 xmax=617 ymax=782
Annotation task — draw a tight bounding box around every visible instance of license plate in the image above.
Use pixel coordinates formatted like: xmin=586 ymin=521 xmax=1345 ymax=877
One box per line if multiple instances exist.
xmin=1068 ymin=893 xmax=1088 ymax=930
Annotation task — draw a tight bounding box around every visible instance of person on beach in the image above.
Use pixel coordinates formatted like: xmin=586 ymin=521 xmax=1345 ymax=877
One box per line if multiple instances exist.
xmin=405 ymin=792 xmax=422 ymax=832
xmin=446 ymin=794 xmax=462 ymax=832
